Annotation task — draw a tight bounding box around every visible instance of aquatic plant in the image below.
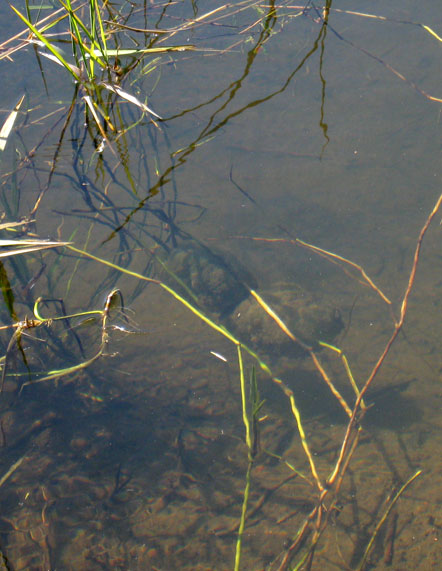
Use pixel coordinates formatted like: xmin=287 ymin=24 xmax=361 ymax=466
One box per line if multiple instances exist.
xmin=0 ymin=2 xmax=441 ymax=570
xmin=65 ymin=192 xmax=439 ymax=568
xmin=8 ymin=1 xmax=168 ymax=143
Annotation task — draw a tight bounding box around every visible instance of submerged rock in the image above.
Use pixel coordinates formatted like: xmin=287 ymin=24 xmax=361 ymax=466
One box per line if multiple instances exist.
xmin=228 ymin=283 xmax=344 ymax=356
xmin=159 ymin=240 xmax=254 ymax=316
xmin=159 ymin=242 xmax=344 ymax=357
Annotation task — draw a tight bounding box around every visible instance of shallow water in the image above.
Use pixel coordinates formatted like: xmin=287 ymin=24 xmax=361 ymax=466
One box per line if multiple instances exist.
xmin=0 ymin=1 xmax=441 ymax=569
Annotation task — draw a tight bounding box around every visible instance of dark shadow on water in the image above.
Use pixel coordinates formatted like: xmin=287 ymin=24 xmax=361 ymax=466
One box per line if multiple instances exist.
xmin=364 ymin=380 xmax=422 ymax=430
xmin=261 ymin=362 xmax=350 ymax=424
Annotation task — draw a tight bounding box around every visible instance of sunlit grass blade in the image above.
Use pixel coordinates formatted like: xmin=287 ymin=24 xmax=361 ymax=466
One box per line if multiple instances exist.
xmin=0 ymin=455 xmax=26 ymax=489
xmin=0 ymin=239 xmax=68 ymax=246
xmin=90 ymin=0 xmax=109 ymax=62
xmin=0 ymin=95 xmax=25 ymax=151
xmin=68 ymin=26 xmax=107 ymax=72
xmin=36 ymin=49 xmax=81 ymax=76
xmin=100 ymin=82 xmax=163 ymax=119
xmin=0 ymin=239 xmax=70 ymax=258
xmin=421 ymin=24 xmax=442 ymax=42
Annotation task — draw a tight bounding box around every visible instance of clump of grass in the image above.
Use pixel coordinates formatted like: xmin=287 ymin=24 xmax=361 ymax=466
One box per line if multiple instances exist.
xmin=10 ymin=1 xmax=162 ymax=143
xmin=7 ymin=0 xmax=197 ymax=149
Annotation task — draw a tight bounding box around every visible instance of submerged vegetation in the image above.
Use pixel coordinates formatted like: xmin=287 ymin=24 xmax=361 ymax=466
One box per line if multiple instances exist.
xmin=0 ymin=1 xmax=441 ymax=569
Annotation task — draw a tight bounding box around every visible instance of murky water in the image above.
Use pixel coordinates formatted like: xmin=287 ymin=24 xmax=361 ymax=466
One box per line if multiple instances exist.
xmin=0 ymin=1 xmax=441 ymax=569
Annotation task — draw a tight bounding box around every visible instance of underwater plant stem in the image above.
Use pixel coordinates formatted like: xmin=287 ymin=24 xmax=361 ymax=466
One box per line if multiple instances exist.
xmin=234 ymin=460 xmax=253 ymax=571
xmin=237 ymin=345 xmax=252 ymax=453
xmin=356 ymin=469 xmax=422 ymax=571
xmin=234 ymin=347 xmax=250 ymax=571
xmin=235 ymin=354 xmax=262 ymax=571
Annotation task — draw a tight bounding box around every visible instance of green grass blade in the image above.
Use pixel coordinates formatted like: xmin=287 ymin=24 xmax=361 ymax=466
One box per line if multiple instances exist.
xmin=63 ymin=0 xmax=89 ymax=74
xmin=91 ymin=0 xmax=109 ymax=63
xmin=9 ymin=4 xmax=80 ymax=81
xmin=60 ymin=0 xmax=106 ymax=71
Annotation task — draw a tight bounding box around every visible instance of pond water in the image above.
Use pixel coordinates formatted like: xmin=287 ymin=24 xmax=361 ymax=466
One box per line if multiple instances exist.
xmin=0 ymin=1 xmax=441 ymax=569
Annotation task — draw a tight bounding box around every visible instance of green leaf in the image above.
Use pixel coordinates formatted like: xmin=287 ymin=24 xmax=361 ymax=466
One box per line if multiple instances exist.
xmin=9 ymin=4 xmax=80 ymax=81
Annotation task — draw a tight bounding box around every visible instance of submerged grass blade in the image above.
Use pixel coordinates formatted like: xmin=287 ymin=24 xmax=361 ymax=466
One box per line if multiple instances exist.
xmin=65 ymin=244 xmax=324 ymax=501
xmin=238 ymin=346 xmax=251 ymax=453
xmin=20 ymin=348 xmax=102 ymax=391
xmin=319 ymin=341 xmax=366 ymax=406
xmin=272 ymin=376 xmax=323 ymax=492
xmin=234 ymin=459 xmax=253 ymax=571
xmin=234 ymin=360 xmax=262 ymax=571
xmin=0 ymin=261 xmax=17 ymax=321
xmin=249 ymin=289 xmax=311 ymax=352
xmin=0 ymin=220 xmax=35 ymax=231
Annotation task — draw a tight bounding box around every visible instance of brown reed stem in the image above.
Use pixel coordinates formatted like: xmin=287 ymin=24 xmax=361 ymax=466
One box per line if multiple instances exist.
xmin=275 ymin=191 xmax=441 ymax=570
xmin=327 ymin=191 xmax=442 ymax=489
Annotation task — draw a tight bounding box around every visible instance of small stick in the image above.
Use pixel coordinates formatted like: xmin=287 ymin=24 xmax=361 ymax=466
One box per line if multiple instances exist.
xmin=383 ymin=510 xmax=398 ymax=565
xmin=0 ymin=455 xmax=26 ymax=488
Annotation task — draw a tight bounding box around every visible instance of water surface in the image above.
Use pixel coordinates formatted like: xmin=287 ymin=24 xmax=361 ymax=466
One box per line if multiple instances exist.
xmin=0 ymin=1 xmax=441 ymax=569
